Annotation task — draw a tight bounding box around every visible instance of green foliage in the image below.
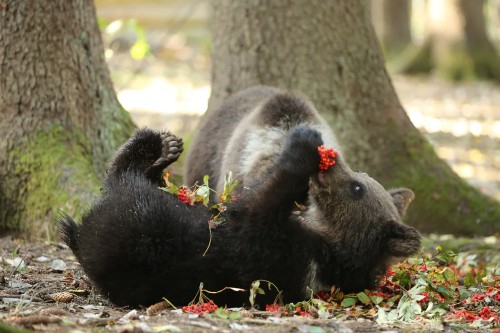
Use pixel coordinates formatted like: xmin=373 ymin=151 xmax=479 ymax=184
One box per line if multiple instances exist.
xmin=159 ymin=172 xmax=238 ymax=224
xmin=172 ymin=240 xmax=498 ymax=330
xmin=100 ymin=19 xmax=151 ymax=60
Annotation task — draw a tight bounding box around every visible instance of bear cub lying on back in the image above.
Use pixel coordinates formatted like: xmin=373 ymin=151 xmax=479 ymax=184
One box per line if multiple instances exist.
xmin=60 ymin=88 xmax=421 ymax=308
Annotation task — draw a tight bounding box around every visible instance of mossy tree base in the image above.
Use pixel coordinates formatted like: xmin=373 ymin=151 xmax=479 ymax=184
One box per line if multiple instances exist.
xmin=5 ymin=126 xmax=101 ymax=240
xmin=0 ymin=0 xmax=135 ymax=239
xmin=386 ymin=131 xmax=499 ymax=236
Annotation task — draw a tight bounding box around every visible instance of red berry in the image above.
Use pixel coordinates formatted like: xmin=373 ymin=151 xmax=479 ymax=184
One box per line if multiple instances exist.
xmin=317 ymin=146 xmax=337 ymax=173
xmin=177 ymin=188 xmax=192 ymax=205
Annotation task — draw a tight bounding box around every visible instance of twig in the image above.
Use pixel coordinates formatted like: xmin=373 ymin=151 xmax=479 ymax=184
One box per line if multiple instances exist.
xmin=9 ymin=246 xmax=31 ymax=279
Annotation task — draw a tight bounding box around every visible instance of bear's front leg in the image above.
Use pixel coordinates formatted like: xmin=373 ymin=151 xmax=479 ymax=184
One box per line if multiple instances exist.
xmin=235 ymin=126 xmax=323 ymax=218
xmin=107 ymin=128 xmax=183 ymax=184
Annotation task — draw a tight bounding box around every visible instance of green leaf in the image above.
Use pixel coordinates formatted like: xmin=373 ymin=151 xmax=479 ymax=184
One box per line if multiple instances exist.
xmin=214 ymin=308 xmax=228 ymax=319
xmin=356 ymin=291 xmax=371 ymax=305
xmin=459 ymin=288 xmax=471 ymax=300
xmin=394 ymin=270 xmax=411 ymax=289
xmin=376 ymin=307 xmax=393 ymax=325
xmin=386 ymin=295 xmax=400 ymax=307
xmin=256 ymin=287 xmax=265 ymax=295
xmin=228 ymin=312 xmax=242 ymax=320
xmin=435 ymin=285 xmax=455 ymax=299
xmin=341 ymin=297 xmax=357 ymax=307
xmin=130 ymin=39 xmax=149 ymax=60
xmin=408 ymin=257 xmax=424 ymax=265
xmin=370 ymin=296 xmax=384 ymax=305
xmin=435 ymin=250 xmax=457 ymax=265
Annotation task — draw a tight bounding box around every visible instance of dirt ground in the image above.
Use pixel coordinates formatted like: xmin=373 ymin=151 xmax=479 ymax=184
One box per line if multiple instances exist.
xmin=2 ymin=236 xmax=496 ymax=333
xmin=0 ymin=238 xmax=382 ymax=333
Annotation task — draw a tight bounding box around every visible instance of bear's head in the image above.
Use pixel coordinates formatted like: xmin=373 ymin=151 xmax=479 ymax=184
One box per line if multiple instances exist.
xmin=305 ymin=154 xmax=421 ymax=267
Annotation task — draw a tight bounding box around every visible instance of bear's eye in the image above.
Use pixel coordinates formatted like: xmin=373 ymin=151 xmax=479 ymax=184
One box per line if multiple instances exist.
xmin=350 ymin=181 xmax=365 ymax=198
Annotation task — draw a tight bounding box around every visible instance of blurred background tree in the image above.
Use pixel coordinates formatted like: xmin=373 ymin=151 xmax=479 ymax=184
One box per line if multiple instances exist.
xmin=371 ymin=0 xmax=412 ymax=57
xmin=207 ymin=0 xmax=498 ymax=236
xmin=388 ymin=0 xmax=500 ymax=80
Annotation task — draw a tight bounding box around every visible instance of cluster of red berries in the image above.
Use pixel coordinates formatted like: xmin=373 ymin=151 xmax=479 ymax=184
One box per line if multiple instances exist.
xmin=265 ymin=304 xmax=312 ymax=317
xmin=451 ymin=309 xmax=482 ymax=322
xmin=368 ymin=291 xmax=392 ymax=300
xmin=471 ymin=293 xmax=486 ymax=302
xmin=181 ymin=300 xmax=218 ymax=315
xmin=265 ymin=303 xmax=281 ymax=312
xmin=451 ymin=307 xmax=499 ymax=324
xmin=177 ymin=187 xmax=192 ymax=205
xmin=377 ymin=270 xmax=402 ymax=294
xmin=466 ymin=287 xmax=500 ymax=304
xmin=294 ymin=307 xmax=312 ymax=317
xmin=317 ymin=145 xmax=337 ymax=173
xmin=417 ymin=291 xmax=445 ymax=305
xmin=478 ymin=306 xmax=497 ymax=320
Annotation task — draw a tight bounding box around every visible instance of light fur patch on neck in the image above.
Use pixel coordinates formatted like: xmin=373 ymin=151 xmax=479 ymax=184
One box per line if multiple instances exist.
xmin=239 ymin=125 xmax=287 ymax=176
xmin=302 ymin=202 xmax=330 ymax=235
xmin=304 ymin=260 xmax=330 ymax=294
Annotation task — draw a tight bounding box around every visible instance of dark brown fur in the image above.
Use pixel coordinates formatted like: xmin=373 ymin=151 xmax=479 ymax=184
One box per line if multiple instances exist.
xmin=59 ymin=87 xmax=421 ymax=308
xmin=186 ymin=85 xmax=421 ymax=290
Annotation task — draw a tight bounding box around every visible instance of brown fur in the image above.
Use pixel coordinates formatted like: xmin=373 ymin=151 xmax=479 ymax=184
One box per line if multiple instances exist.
xmin=185 ymin=86 xmax=421 ymax=286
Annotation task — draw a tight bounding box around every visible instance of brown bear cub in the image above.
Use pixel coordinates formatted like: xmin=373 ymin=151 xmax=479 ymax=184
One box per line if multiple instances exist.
xmin=60 ymin=87 xmax=421 ymax=308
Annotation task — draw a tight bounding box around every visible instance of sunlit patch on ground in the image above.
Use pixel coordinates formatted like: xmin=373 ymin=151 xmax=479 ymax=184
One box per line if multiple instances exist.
xmin=392 ymin=75 xmax=499 ymax=200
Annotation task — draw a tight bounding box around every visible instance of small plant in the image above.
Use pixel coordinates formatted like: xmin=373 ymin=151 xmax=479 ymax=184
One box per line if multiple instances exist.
xmin=159 ymin=172 xmax=239 ymax=224
xmin=181 ymin=283 xmax=245 ymax=316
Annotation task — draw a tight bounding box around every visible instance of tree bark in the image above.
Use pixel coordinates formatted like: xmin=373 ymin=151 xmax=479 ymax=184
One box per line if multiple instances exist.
xmin=207 ymin=0 xmax=499 ymax=235
xmin=0 ymin=0 xmax=135 ymax=239
xmin=371 ymin=0 xmax=412 ymax=56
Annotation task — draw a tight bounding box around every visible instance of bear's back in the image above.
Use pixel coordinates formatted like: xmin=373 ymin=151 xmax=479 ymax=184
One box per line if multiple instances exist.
xmin=185 ymin=86 xmax=280 ymax=188
xmin=185 ymin=86 xmax=339 ymax=192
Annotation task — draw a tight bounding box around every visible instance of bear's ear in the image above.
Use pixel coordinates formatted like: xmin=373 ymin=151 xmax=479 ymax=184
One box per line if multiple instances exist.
xmin=389 ymin=188 xmax=414 ymax=217
xmin=385 ymin=221 xmax=421 ymax=257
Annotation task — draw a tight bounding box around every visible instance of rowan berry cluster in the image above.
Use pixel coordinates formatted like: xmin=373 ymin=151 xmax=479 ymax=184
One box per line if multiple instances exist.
xmin=317 ymin=145 xmax=337 ymax=173
xmin=417 ymin=291 xmax=445 ymax=305
xmin=377 ymin=270 xmax=401 ymax=294
xmin=465 ymin=287 xmax=500 ymax=305
xmin=265 ymin=303 xmax=280 ymax=312
xmin=181 ymin=300 xmax=218 ymax=315
xmin=265 ymin=304 xmax=312 ymax=317
xmin=368 ymin=291 xmax=392 ymax=300
xmin=450 ymin=307 xmax=499 ymax=324
xmin=177 ymin=187 xmax=192 ymax=205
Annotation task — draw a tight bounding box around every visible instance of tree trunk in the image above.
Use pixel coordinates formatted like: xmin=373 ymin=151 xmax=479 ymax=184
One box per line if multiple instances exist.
xmin=208 ymin=0 xmax=499 ymax=235
xmin=399 ymin=0 xmax=500 ymax=80
xmin=371 ymin=0 xmax=412 ymax=56
xmin=0 ymin=0 xmax=135 ymax=239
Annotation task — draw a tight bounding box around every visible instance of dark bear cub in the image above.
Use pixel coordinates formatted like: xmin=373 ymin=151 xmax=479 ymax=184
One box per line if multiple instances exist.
xmin=61 ymin=125 xmax=420 ymax=308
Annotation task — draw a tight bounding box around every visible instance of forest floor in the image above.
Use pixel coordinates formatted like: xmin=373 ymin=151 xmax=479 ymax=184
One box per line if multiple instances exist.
xmin=0 ymin=235 xmax=498 ymax=333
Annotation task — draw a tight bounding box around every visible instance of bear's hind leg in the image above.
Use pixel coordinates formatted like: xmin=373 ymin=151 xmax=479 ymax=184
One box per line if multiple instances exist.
xmin=108 ymin=128 xmax=183 ymax=184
